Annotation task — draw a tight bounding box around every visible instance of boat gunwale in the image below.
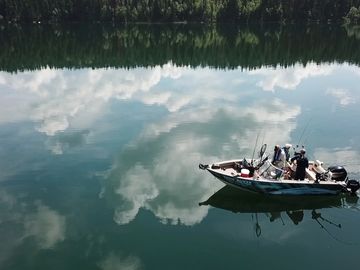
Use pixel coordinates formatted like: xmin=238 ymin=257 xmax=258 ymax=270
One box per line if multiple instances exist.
xmin=207 ymin=164 xmax=348 ymax=186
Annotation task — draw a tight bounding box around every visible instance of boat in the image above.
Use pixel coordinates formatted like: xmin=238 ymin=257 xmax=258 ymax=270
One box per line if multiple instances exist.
xmin=199 ymin=144 xmax=360 ymax=196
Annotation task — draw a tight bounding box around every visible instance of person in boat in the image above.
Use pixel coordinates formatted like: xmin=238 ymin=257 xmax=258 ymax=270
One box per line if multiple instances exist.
xmin=272 ymin=145 xmax=286 ymax=168
xmin=290 ymin=148 xmax=309 ymax=180
xmin=282 ymin=143 xmax=292 ymax=161
xmin=272 ymin=145 xmax=286 ymax=178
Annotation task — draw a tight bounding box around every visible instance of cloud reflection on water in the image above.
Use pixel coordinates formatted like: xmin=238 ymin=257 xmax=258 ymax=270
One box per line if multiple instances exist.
xmin=248 ymin=62 xmax=334 ymax=91
xmin=99 ymin=63 xmax=359 ymax=226
xmin=314 ymin=147 xmax=360 ymax=175
xmin=0 ymin=63 xmax=183 ymax=136
xmin=1 ymin=62 xmax=360 ymax=227
xmin=106 ymin=98 xmax=300 ymax=226
xmin=326 ymin=88 xmax=356 ymax=106
xmin=99 ymin=253 xmax=143 ymax=270
xmin=0 ymin=190 xmax=66 ymax=264
xmin=0 ymin=62 xmax=358 ymax=139
xmin=24 ymin=202 xmax=66 ymax=249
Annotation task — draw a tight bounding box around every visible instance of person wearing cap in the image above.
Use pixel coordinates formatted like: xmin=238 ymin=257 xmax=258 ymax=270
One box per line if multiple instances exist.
xmin=290 ymin=148 xmax=309 ymax=180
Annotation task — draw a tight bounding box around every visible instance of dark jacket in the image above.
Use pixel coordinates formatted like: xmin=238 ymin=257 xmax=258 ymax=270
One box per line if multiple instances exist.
xmin=291 ymin=154 xmax=309 ymax=180
xmin=296 ymin=156 xmax=309 ymax=170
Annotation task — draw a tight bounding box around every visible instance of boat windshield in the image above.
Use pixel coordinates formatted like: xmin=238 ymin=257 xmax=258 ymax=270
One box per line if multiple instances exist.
xmin=257 ymin=159 xmax=285 ymax=179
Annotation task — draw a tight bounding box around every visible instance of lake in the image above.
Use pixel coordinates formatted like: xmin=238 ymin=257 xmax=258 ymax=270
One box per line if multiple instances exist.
xmin=1 ymin=23 xmax=360 ymax=270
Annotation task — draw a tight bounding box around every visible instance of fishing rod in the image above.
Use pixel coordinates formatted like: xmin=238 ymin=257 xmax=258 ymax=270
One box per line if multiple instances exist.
xmin=260 ymin=130 xmax=266 ymax=149
xmin=251 ymin=131 xmax=260 ymax=166
xmin=302 ymin=131 xmax=312 ymax=147
xmin=296 ymin=118 xmax=312 ymax=150
xmin=258 ymin=129 xmax=267 ymax=163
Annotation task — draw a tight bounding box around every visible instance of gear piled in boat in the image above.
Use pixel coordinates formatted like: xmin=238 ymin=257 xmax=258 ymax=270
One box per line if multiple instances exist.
xmin=199 ymin=144 xmax=360 ymax=196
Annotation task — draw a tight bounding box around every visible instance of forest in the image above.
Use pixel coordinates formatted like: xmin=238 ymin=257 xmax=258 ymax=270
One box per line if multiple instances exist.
xmin=1 ymin=23 xmax=360 ymax=72
xmin=1 ymin=0 xmax=360 ymax=23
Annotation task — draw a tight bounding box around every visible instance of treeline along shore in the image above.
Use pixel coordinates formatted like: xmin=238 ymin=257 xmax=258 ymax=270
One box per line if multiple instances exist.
xmin=1 ymin=0 xmax=360 ymax=23
xmin=1 ymin=23 xmax=360 ymax=72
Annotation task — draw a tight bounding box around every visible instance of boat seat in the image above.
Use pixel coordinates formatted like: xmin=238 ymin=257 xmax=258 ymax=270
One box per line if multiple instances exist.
xmin=313 ymin=160 xmax=326 ymax=174
xmin=305 ymin=168 xmax=316 ymax=180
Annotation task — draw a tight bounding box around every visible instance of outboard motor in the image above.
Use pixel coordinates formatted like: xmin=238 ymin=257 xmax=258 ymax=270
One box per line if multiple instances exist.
xmin=346 ymin=179 xmax=360 ymax=195
xmin=328 ymin=165 xmax=347 ymax=181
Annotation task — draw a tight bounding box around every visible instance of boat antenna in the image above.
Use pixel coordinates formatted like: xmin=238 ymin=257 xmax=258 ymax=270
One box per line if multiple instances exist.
xmin=251 ymin=131 xmax=260 ymax=166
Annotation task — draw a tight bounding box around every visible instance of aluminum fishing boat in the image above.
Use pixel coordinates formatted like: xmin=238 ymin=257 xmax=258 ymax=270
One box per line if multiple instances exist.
xmin=199 ymin=144 xmax=360 ymax=196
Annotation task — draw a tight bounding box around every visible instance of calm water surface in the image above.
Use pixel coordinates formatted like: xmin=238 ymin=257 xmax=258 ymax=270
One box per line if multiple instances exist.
xmin=1 ymin=24 xmax=360 ymax=270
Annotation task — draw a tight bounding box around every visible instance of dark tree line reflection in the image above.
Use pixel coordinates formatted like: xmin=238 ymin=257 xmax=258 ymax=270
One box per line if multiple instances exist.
xmin=1 ymin=0 xmax=360 ymax=23
xmin=1 ymin=23 xmax=360 ymax=72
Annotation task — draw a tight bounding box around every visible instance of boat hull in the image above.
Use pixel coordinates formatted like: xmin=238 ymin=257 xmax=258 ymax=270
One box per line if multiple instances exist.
xmin=208 ymin=168 xmax=347 ymax=196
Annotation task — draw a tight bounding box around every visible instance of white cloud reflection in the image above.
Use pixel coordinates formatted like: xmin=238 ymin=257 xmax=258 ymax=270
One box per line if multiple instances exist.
xmin=24 ymin=203 xmax=66 ymax=249
xmin=106 ymin=97 xmax=301 ymax=226
xmin=249 ymin=63 xmax=334 ymax=91
xmin=0 ymin=63 xmax=184 ymax=136
xmin=2 ymin=62 xmax=359 ymax=227
xmin=99 ymin=253 xmax=142 ymax=270
xmin=314 ymin=147 xmax=360 ymax=175
xmin=326 ymin=88 xmax=356 ymax=106
xmin=0 ymin=62 xmax=354 ymax=139
xmin=0 ymin=62 xmax=308 ymax=226
xmin=0 ymin=191 xmax=66 ymax=264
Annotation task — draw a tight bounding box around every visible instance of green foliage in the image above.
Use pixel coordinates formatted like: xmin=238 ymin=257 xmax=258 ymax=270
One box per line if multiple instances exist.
xmin=237 ymin=0 xmax=261 ymax=16
xmin=1 ymin=0 xmax=360 ymax=23
xmin=344 ymin=6 xmax=360 ymax=24
xmin=344 ymin=24 xmax=360 ymax=39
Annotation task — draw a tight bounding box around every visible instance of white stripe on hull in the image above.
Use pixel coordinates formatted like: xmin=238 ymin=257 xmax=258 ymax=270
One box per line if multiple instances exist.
xmin=209 ymin=169 xmax=345 ymax=196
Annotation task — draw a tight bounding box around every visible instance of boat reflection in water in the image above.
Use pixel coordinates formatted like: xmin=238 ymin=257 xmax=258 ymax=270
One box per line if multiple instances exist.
xmin=199 ymin=186 xmax=359 ymax=237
